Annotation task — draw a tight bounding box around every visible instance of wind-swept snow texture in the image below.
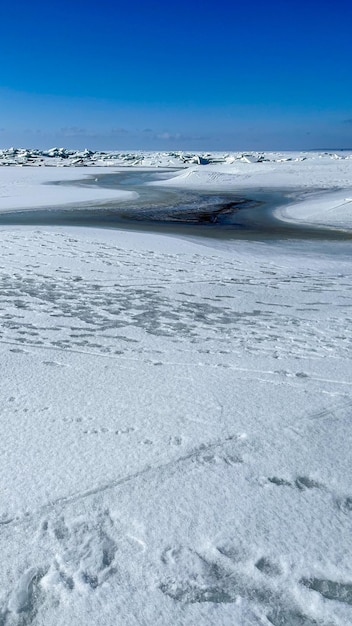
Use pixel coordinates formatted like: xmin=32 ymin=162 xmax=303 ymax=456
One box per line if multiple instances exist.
xmin=0 ymin=152 xmax=352 ymax=625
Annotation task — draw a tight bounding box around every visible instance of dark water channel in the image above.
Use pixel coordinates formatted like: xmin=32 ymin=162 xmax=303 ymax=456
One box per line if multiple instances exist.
xmin=0 ymin=169 xmax=350 ymax=241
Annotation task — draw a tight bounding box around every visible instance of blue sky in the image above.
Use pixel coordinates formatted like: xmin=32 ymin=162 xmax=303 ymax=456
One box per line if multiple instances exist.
xmin=1 ymin=0 xmax=351 ymax=150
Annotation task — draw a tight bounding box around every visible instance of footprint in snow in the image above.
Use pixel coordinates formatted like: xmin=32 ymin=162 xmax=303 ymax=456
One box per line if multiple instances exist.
xmin=43 ymin=360 xmax=65 ymax=367
xmin=267 ymin=476 xmax=324 ymax=490
xmin=300 ymin=577 xmax=352 ymax=606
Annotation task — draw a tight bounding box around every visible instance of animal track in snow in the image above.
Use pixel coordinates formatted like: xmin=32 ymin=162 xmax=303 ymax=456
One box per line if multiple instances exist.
xmin=337 ymin=496 xmax=352 ymax=514
xmin=41 ymin=511 xmax=119 ymax=593
xmin=300 ymin=577 xmax=352 ymax=606
xmin=255 ymin=557 xmax=282 ymax=578
xmin=193 ymin=450 xmax=243 ymax=467
xmin=2 ymin=510 xmax=120 ymax=622
xmin=4 ymin=566 xmax=47 ymax=624
xmin=159 ymin=543 xmax=317 ymax=624
xmin=2 ymin=247 xmax=351 ymax=362
xmin=267 ymin=476 xmax=324 ymax=490
xmin=83 ymin=426 xmax=135 ymax=436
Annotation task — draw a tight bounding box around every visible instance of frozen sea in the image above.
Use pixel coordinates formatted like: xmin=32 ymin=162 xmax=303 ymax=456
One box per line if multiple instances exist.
xmin=0 ymin=154 xmax=352 ymax=626
xmin=1 ymin=170 xmax=350 ymax=242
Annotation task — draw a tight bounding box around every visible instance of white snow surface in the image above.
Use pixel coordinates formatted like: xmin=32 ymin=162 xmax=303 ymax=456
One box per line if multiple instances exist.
xmin=0 ymin=167 xmax=136 ymax=211
xmin=0 ymin=153 xmax=352 ymax=625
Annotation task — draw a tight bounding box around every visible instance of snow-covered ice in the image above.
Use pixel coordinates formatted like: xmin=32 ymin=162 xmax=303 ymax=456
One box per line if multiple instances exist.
xmin=0 ymin=152 xmax=352 ymax=625
xmin=0 ymin=167 xmax=136 ymax=211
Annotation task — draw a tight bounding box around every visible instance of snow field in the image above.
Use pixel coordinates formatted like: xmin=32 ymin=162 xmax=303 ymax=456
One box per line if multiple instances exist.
xmin=0 ymin=223 xmax=351 ymax=625
xmin=0 ymin=167 xmax=136 ymax=211
xmin=0 ymin=154 xmax=352 ymax=624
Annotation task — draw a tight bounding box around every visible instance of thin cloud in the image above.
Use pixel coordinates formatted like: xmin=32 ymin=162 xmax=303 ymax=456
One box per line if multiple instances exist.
xmin=60 ymin=127 xmax=89 ymax=137
xmin=110 ymin=127 xmax=129 ymax=135
xmin=156 ymin=132 xmax=181 ymax=140
xmin=155 ymin=131 xmax=208 ymax=142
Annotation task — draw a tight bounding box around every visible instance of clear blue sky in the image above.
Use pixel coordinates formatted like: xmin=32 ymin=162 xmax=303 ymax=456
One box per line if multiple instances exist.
xmin=1 ymin=0 xmax=351 ymax=150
